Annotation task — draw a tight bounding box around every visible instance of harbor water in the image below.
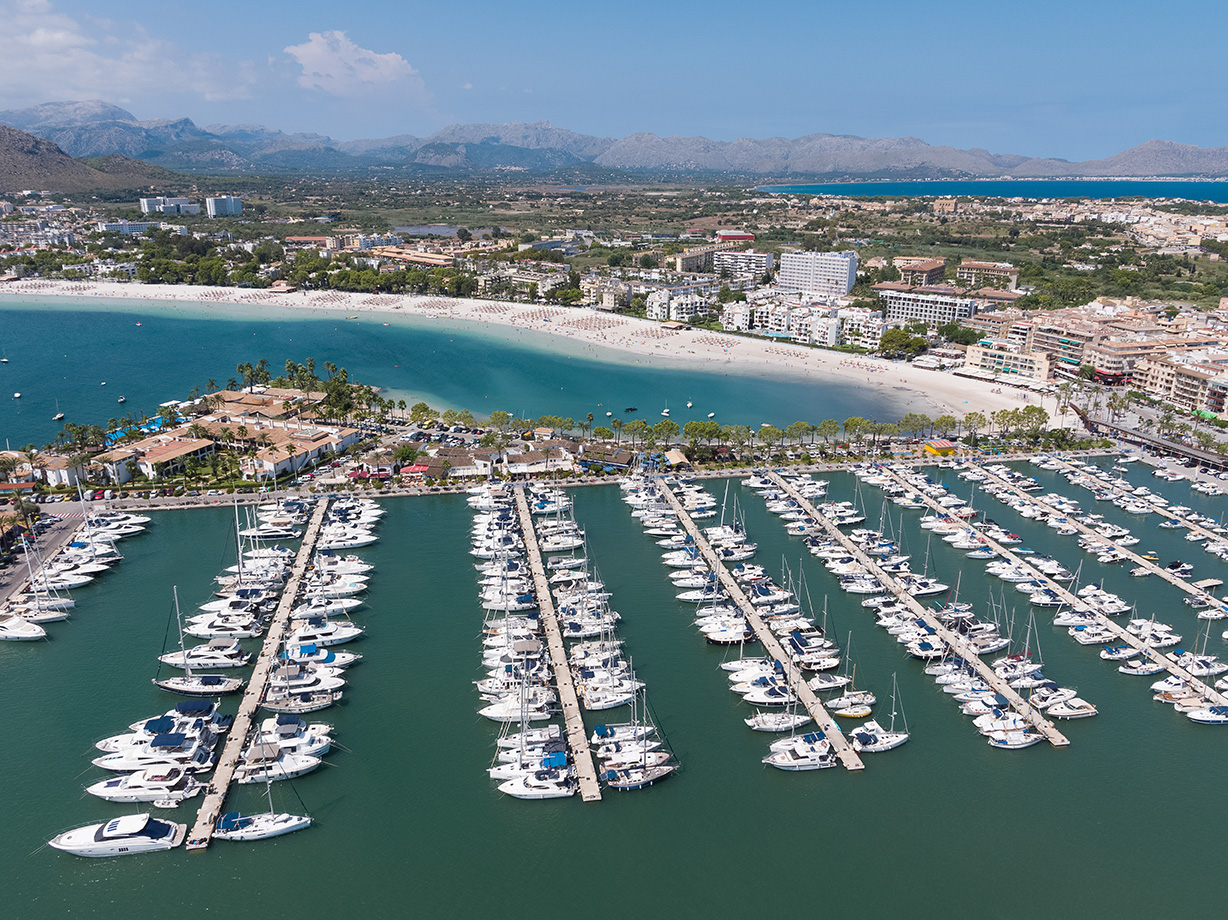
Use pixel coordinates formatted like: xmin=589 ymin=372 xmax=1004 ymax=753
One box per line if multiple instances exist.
xmin=0 ymin=297 xmax=909 ymax=448
xmin=6 ymin=458 xmax=1228 ymax=918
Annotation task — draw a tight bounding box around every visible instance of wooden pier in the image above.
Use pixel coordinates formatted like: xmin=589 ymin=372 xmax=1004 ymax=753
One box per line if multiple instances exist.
xmin=1048 ymin=457 xmax=1228 ymax=610
xmin=656 ymin=480 xmax=866 ymax=770
xmin=512 ymin=487 xmax=602 ymax=802
xmin=186 ymin=498 xmax=331 ymax=851
xmin=949 ymin=463 xmax=1228 ymax=707
xmin=766 ymin=471 xmax=1071 ymax=748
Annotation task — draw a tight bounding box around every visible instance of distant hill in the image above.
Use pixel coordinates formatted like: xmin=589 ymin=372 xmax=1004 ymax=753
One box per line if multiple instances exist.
xmin=4 ymin=100 xmax=1228 ymax=179
xmin=0 ymin=124 xmax=173 ymax=194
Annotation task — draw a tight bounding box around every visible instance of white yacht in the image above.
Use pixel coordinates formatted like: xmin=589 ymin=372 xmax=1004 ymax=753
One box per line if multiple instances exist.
xmin=85 ymin=767 xmax=203 ymax=804
xmin=498 ymin=768 xmax=577 ymax=799
xmin=234 ymin=744 xmax=321 ymax=783
xmin=158 ymin=638 xmax=251 ymax=670
xmin=0 ymin=613 xmax=47 ymax=641
xmin=48 ymin=813 xmax=186 ymax=857
xmin=762 ymin=734 xmax=835 ymax=770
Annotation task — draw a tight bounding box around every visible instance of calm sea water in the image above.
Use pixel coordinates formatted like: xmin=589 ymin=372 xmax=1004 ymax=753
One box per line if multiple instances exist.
xmin=759 ymin=179 xmax=1228 ymax=202
xmin=5 ymin=459 xmax=1228 ymax=918
xmin=0 ymin=297 xmax=909 ymax=448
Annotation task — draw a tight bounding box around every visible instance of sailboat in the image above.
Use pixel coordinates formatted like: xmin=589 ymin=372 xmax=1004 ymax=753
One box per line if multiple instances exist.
xmin=153 ymin=587 xmax=245 ymax=696
xmin=213 ymin=781 xmax=311 ymax=841
xmin=601 ymin=682 xmax=677 ymax=790
xmin=661 ymin=401 xmax=670 ymax=418
xmin=850 ymin=673 xmax=910 ymax=752
xmin=52 ymin=399 xmax=64 ymax=421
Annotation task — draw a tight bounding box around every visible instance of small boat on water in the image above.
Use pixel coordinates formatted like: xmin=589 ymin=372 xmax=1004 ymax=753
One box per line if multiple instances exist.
xmin=48 ymin=813 xmax=186 ymax=857
xmin=117 ymin=396 xmax=126 ymax=404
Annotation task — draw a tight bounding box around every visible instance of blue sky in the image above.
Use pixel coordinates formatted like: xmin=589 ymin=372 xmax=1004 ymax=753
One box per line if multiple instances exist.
xmin=3 ymin=0 xmax=1225 ymax=160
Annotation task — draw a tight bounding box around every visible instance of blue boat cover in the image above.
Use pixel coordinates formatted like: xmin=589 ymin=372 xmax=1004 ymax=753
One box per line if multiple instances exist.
xmin=541 ymin=752 xmax=567 ymax=768
xmin=299 ymin=644 xmax=318 ymax=654
xmin=142 ymin=716 xmax=175 ymax=733
xmin=217 ymin=813 xmax=252 ymax=831
xmin=176 ymin=700 xmax=212 ymax=714
xmin=594 ymin=724 xmax=611 ymax=737
xmin=151 ymin=732 xmax=187 ymax=747
xmin=276 ymin=713 xmax=299 ymax=725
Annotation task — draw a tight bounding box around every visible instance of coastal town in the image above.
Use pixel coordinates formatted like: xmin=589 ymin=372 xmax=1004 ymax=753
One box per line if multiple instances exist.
xmin=8 ymin=0 xmax=1228 ymax=911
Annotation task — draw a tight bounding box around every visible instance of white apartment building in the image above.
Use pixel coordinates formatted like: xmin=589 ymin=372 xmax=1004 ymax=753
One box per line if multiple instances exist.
xmin=834 ymin=306 xmax=886 ymax=348
xmin=95 ymin=221 xmax=187 ymax=236
xmin=874 ymin=285 xmax=977 ymax=325
xmin=206 ymin=196 xmax=243 ymax=218
xmin=720 ymin=303 xmax=754 ymax=332
xmin=754 ymin=303 xmax=793 ymax=336
xmin=713 ymin=249 xmax=775 ymax=277
xmin=139 ymin=197 xmax=199 ymax=216
xmin=777 ymin=250 xmax=858 ymax=297
xmin=647 ymin=291 xmax=712 ymax=323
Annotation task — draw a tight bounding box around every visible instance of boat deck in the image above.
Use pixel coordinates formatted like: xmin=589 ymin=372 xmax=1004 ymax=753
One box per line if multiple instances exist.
xmin=186 ymin=498 xmax=331 ymax=850
xmin=512 ymin=487 xmax=602 ymax=803
xmin=767 ymin=471 xmax=1071 ymax=748
xmin=656 ymin=480 xmax=865 ymax=771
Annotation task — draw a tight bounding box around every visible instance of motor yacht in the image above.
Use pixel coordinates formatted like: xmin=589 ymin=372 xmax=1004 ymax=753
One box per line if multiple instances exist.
xmin=48 ymin=813 xmax=186 ymax=857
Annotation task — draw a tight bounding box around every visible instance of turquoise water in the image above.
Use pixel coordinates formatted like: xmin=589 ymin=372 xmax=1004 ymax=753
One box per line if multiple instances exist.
xmin=758 ymin=179 xmax=1228 ymax=202
xmin=0 ymin=297 xmax=904 ymax=447
xmin=6 ymin=464 xmax=1228 ymax=918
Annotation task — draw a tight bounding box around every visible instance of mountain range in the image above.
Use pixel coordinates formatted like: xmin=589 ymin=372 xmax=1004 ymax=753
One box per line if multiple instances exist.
xmin=4 ymin=100 xmax=1228 ymax=183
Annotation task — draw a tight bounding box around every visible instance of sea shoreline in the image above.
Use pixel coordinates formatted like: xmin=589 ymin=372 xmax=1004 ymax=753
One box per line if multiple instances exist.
xmin=0 ymin=279 xmax=1032 ymax=420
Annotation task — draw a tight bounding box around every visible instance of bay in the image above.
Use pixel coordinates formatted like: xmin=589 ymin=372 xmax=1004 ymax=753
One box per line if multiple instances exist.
xmin=5 ymin=459 xmax=1228 ymax=918
xmin=758 ymin=178 xmax=1228 ymax=202
xmin=0 ymin=295 xmax=905 ymax=448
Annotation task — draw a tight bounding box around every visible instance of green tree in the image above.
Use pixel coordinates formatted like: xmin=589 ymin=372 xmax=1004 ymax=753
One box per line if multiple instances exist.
xmin=843 ymin=416 xmax=868 ymax=443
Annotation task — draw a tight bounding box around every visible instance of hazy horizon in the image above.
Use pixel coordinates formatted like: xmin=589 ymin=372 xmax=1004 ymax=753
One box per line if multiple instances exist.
xmin=2 ymin=0 xmax=1225 ymax=161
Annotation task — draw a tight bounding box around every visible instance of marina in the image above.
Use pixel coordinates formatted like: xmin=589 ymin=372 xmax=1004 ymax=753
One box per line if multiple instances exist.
xmin=653 ymin=479 xmax=865 ymax=770
xmin=8 ymin=474 xmax=1228 ymax=916
xmin=764 ymin=471 xmax=1071 ymax=747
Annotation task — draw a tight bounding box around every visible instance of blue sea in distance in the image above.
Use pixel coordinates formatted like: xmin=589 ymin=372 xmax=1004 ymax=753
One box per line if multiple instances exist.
xmin=0 ymin=295 xmax=918 ymax=447
xmin=759 ymin=179 xmax=1228 ymax=202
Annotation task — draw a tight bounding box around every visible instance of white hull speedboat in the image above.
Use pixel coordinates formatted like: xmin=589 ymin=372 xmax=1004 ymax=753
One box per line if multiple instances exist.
xmin=48 ymin=813 xmax=186 ymax=857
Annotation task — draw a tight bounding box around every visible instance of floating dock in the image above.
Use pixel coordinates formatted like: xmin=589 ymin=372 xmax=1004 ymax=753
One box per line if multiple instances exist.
xmin=186 ymin=498 xmax=331 ymax=850
xmin=512 ymin=487 xmax=602 ymax=802
xmin=656 ymin=480 xmax=865 ymax=771
xmin=956 ymin=463 xmax=1228 ymax=707
xmin=766 ymin=471 xmax=1071 ymax=748
xmin=1048 ymin=457 xmax=1228 ymax=608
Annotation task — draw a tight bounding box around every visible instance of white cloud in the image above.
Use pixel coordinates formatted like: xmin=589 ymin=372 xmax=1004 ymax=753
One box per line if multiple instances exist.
xmin=284 ymin=31 xmax=428 ymax=100
xmin=0 ymin=0 xmax=257 ymax=106
xmin=460 ymin=82 xmax=474 ymax=91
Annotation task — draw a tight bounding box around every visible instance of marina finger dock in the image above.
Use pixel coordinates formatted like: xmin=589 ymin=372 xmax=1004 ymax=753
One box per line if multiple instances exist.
xmin=656 ymin=480 xmax=865 ymax=771
xmin=956 ymin=464 xmax=1228 ymax=708
xmin=185 ymin=498 xmax=331 ymax=850
xmin=512 ymin=487 xmax=602 ymax=802
xmin=765 ymin=471 xmax=1070 ymax=748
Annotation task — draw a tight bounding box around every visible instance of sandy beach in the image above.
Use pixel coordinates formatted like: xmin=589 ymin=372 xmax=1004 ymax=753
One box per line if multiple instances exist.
xmin=0 ymin=279 xmax=1036 ymax=420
